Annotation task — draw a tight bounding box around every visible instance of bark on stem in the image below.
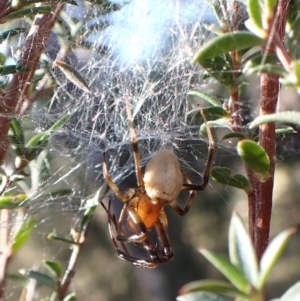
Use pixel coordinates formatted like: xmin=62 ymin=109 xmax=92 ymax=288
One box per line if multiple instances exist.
xmin=0 ymin=4 xmax=64 ymax=299
xmin=0 ymin=3 xmax=64 ymax=165
xmin=247 ymin=0 xmax=289 ymax=260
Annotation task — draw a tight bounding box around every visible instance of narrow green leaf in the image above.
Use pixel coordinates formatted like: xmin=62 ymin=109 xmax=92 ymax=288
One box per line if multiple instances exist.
xmin=238 ymin=82 xmax=248 ymax=95
xmin=12 ymin=218 xmax=35 ymax=254
xmin=281 ymin=282 xmax=300 ymax=301
xmin=0 ymin=194 xmax=27 ymax=209
xmin=211 ymin=167 xmax=252 ymax=193
xmin=243 ymin=53 xmax=279 ymax=68
xmin=193 ymin=32 xmax=264 ymax=63
xmin=19 ymin=269 xmax=56 ymax=289
xmin=47 ymin=232 xmax=77 ymax=244
xmin=4 ymin=6 xmax=52 ymax=20
xmin=25 ymin=114 xmax=70 ymax=161
xmin=229 ymin=213 xmax=259 ymax=288
xmin=237 ymin=140 xmax=270 ymax=182
xmin=287 ymin=14 xmax=300 ymax=57
xmin=200 ymin=249 xmax=249 ymax=293
xmin=222 ymin=132 xmax=246 ymax=140
xmin=7 ymin=273 xmax=27 ymax=283
xmin=188 ymin=90 xmax=222 ymax=107
xmin=38 ymin=189 xmax=73 ymax=199
xmin=275 ymin=127 xmax=297 ymax=135
xmin=179 ymin=279 xmax=248 ymax=298
xmin=25 ymin=133 xmax=49 ymax=161
xmin=26 ymin=0 xmax=77 ymax=5
xmin=250 ymin=111 xmax=300 ymax=128
xmin=199 ymin=56 xmax=235 ymax=87
xmin=9 ymin=118 xmax=25 ymax=156
xmin=247 ymin=0 xmax=262 ymax=29
xmin=200 ymin=118 xmax=231 ymax=137
xmin=245 ymin=64 xmax=288 ymax=76
xmin=43 ymin=260 xmax=62 ymax=278
xmin=0 ymin=65 xmax=29 ymax=75
xmin=0 ymin=28 xmax=27 ymax=42
xmin=177 ymin=291 xmax=234 ymax=301
xmin=54 ymin=60 xmax=90 ymax=93
xmin=47 ymin=114 xmax=70 ymax=134
xmin=266 ymin=0 xmax=278 ymax=14
xmin=63 ymin=293 xmax=76 ymax=301
xmin=258 ymin=228 xmax=296 ymax=289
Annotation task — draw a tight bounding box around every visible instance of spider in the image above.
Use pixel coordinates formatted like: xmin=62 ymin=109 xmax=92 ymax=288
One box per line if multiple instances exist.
xmin=101 ymin=99 xmax=215 ymax=268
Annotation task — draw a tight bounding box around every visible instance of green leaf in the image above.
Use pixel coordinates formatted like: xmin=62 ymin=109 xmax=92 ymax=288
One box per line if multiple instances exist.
xmin=7 ymin=273 xmax=27 ymax=283
xmin=179 ymin=279 xmax=248 ymax=298
xmin=199 ymin=56 xmax=235 ymax=87
xmin=275 ymin=126 xmax=296 ymax=135
xmin=211 ymin=167 xmax=252 ymax=193
xmin=238 ymin=82 xmax=248 ymax=95
xmin=0 ymin=194 xmax=27 ymax=209
xmin=258 ymin=228 xmax=296 ymax=289
xmin=237 ymin=139 xmax=270 ymax=182
xmin=177 ymin=291 xmax=234 ymax=301
xmin=229 ymin=213 xmax=259 ymax=288
xmin=48 ymin=114 xmax=70 ymax=134
xmin=245 ymin=64 xmax=288 ymax=76
xmin=0 ymin=28 xmax=27 ymax=42
xmin=0 ymin=65 xmax=29 ymax=75
xmin=4 ymin=6 xmax=52 ymax=20
xmin=266 ymin=0 xmax=278 ymax=15
xmin=47 ymin=232 xmax=77 ymax=244
xmin=203 ymin=107 xmax=229 ymax=118
xmin=54 ymin=60 xmax=91 ymax=93
xmin=287 ymin=14 xmax=300 ymax=57
xmin=63 ymin=293 xmax=76 ymax=301
xmin=26 ymin=0 xmax=77 ymax=5
xmin=188 ymin=90 xmax=222 ymax=107
xmin=243 ymin=53 xmax=279 ymax=68
xmin=281 ymin=282 xmax=300 ymax=301
xmin=222 ymin=132 xmax=246 ymax=140
xmin=193 ymin=32 xmax=264 ymax=63
xmin=43 ymin=260 xmax=62 ymax=278
xmin=9 ymin=118 xmax=25 ymax=156
xmin=200 ymin=249 xmax=249 ymax=293
xmin=37 ymin=189 xmax=73 ymax=199
xmin=247 ymin=0 xmax=263 ymax=30
xmin=250 ymin=111 xmax=300 ymax=128
xmin=25 ymin=114 xmax=70 ymax=161
xmin=12 ymin=218 xmax=35 ymax=254
xmin=200 ymin=118 xmax=231 ymax=137
xmin=19 ymin=269 xmax=56 ymax=289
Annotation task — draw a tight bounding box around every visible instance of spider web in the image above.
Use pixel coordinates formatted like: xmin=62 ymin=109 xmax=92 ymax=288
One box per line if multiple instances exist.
xmin=1 ymin=1 xmax=247 ymax=300
xmin=34 ymin=0 xmax=219 ymax=208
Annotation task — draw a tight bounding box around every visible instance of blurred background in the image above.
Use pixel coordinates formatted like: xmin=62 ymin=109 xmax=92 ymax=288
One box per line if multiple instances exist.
xmin=2 ymin=0 xmax=300 ymax=300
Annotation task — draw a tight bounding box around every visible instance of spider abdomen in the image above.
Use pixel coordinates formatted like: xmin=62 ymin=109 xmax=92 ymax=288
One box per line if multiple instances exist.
xmin=143 ymin=150 xmax=183 ymax=205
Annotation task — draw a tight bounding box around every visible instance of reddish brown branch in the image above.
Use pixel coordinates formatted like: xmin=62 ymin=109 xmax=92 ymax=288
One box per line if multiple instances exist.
xmin=0 ymin=4 xmax=64 ymax=166
xmin=247 ymin=0 xmax=290 ymax=260
xmin=0 ymin=5 xmax=64 ymax=300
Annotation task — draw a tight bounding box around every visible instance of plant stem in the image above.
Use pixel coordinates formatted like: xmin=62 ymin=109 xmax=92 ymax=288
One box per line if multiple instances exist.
xmin=0 ymin=3 xmax=64 ymax=166
xmin=247 ymin=0 xmax=290 ymax=260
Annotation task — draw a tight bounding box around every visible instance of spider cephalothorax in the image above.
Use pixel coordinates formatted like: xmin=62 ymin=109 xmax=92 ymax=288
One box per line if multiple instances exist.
xmin=101 ymin=99 xmax=215 ymax=268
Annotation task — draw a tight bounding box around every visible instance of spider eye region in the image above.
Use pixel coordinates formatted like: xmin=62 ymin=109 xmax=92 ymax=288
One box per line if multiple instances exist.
xmin=143 ymin=150 xmax=183 ymax=205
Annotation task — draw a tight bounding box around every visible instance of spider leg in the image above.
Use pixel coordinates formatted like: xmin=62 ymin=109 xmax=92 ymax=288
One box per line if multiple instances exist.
xmin=154 ymin=211 xmax=174 ymax=260
xmin=103 ymin=152 xmax=134 ymax=202
xmin=101 ymin=200 xmax=162 ymax=268
xmin=116 ymin=203 xmax=148 ymax=243
xmin=125 ymin=97 xmax=144 ymax=187
xmin=174 ymin=106 xmax=215 ymax=215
